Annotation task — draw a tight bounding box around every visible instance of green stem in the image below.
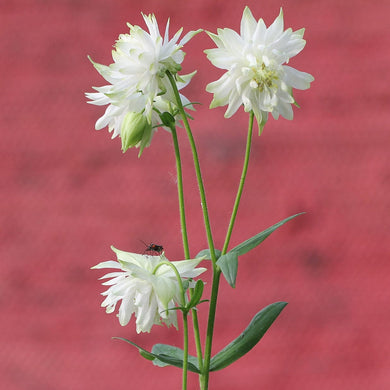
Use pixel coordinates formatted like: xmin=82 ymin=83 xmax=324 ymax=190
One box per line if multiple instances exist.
xmin=166 ymin=71 xmax=217 ymax=390
xmin=202 ymin=112 xmax=255 ymax=390
xmin=182 ymin=312 xmax=189 ymax=390
xmin=200 ymin=268 xmax=221 ymax=390
xmin=166 ymin=71 xmax=217 ymax=264
xmin=169 ymin=124 xmax=204 ymax=374
xmin=190 ymin=291 xmax=204 ymax=373
xmin=222 ymin=112 xmax=254 ymax=254
xmin=170 ymin=126 xmax=190 ymax=259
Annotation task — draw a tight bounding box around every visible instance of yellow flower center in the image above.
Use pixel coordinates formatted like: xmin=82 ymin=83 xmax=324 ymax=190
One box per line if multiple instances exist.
xmin=250 ymin=63 xmax=279 ymax=92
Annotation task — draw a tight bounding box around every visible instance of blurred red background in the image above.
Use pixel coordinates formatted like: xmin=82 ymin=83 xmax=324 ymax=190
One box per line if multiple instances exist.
xmin=1 ymin=0 xmax=390 ymax=389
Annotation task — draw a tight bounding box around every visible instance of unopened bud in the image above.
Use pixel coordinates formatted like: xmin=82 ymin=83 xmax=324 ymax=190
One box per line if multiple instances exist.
xmin=120 ymin=112 xmax=152 ymax=154
xmin=160 ymin=112 xmax=176 ymax=128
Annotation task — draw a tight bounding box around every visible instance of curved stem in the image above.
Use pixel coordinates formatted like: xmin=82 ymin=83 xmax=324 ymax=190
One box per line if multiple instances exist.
xmin=152 ymin=260 xmax=188 ymax=390
xmin=222 ymin=112 xmax=254 ymax=254
xmin=152 ymin=260 xmax=186 ymax=306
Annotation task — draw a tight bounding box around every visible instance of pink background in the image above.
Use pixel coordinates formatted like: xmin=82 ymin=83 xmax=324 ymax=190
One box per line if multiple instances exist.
xmin=2 ymin=0 xmax=390 ymax=389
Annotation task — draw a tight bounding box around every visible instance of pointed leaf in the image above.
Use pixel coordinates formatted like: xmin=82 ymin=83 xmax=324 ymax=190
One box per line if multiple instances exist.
xmin=217 ymin=214 xmax=303 ymax=288
xmin=231 ymin=213 xmax=303 ymax=256
xmin=209 ymin=302 xmax=287 ymax=371
xmin=113 ymin=338 xmax=200 ymax=373
xmin=151 ymin=344 xmax=200 ymax=373
xmin=216 ymin=251 xmax=238 ymax=288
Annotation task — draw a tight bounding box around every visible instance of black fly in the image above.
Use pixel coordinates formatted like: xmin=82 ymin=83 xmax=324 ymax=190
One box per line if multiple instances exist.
xmin=141 ymin=240 xmax=164 ymax=255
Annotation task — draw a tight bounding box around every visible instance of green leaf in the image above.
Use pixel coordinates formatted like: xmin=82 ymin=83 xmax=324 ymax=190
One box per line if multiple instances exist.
xmin=187 ymin=280 xmax=204 ymax=310
xmin=196 ymin=248 xmax=222 ymax=260
xmin=231 ymin=213 xmax=303 ymax=256
xmin=151 ymin=344 xmax=200 ymax=373
xmin=216 ymin=214 xmax=303 ymax=288
xmin=216 ymin=251 xmax=238 ymax=288
xmin=114 ymin=338 xmax=200 ymax=373
xmin=209 ymin=302 xmax=287 ymax=371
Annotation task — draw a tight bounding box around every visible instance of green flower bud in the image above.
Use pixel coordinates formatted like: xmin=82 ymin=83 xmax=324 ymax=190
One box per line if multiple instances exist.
xmin=160 ymin=112 xmax=176 ymax=128
xmin=120 ymin=112 xmax=152 ymax=155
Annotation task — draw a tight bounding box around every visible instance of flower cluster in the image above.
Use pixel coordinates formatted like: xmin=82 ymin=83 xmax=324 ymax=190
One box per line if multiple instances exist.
xmin=205 ymin=7 xmax=314 ymax=132
xmin=86 ymin=14 xmax=200 ymax=155
xmin=92 ymin=247 xmax=206 ymax=333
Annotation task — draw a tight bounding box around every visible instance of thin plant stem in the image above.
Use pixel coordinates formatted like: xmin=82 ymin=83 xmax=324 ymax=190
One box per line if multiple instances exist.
xmin=170 ymin=126 xmax=190 ymax=259
xmin=190 ymin=296 xmax=204 ymax=373
xmin=182 ymin=312 xmax=189 ymax=390
xmin=200 ymin=267 xmax=221 ymax=390
xmin=169 ymin=123 xmax=204 ymax=373
xmin=222 ymin=112 xmax=254 ymax=254
xmin=202 ymin=112 xmax=255 ymax=390
xmin=166 ymin=71 xmax=217 ymax=264
xmin=166 ymin=71 xmax=217 ymax=390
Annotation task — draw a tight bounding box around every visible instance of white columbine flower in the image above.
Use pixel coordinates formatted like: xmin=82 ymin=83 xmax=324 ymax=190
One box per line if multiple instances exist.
xmin=86 ymin=13 xmax=201 ymax=155
xmin=205 ymin=7 xmax=314 ymax=132
xmin=92 ymin=246 xmax=206 ymax=333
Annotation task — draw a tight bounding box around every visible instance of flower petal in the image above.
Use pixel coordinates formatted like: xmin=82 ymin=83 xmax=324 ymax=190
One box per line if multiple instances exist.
xmin=283 ymin=66 xmax=314 ymax=90
xmin=240 ymin=6 xmax=257 ymax=40
xmin=91 ymin=260 xmax=122 ymax=270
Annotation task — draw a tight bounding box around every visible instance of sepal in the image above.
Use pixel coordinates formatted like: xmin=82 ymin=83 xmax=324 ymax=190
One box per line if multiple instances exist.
xmin=196 ymin=248 xmax=222 ymax=260
xmin=187 ymin=279 xmax=205 ymax=310
xmin=216 ymin=252 xmax=238 ymax=288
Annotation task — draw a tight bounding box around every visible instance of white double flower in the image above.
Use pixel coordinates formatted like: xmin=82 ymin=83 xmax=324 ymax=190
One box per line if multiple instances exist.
xmin=86 ymin=13 xmax=200 ymax=154
xmin=92 ymin=247 xmax=206 ymax=333
xmin=205 ymin=7 xmax=314 ymax=132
